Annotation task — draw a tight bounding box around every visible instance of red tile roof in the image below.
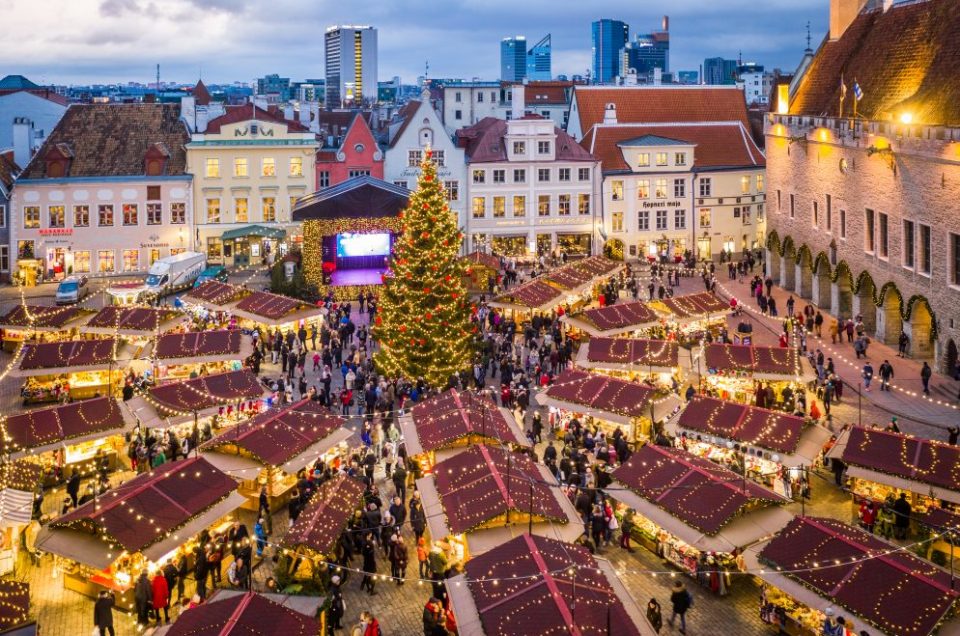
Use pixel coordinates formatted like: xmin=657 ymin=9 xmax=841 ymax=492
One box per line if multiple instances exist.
xmin=282 ymin=474 xmax=367 ymax=555
xmin=20 ymin=338 xmax=115 ymax=370
xmin=457 ymin=117 xmax=594 ymax=163
xmin=165 ymin=592 xmax=319 ymax=636
xmin=204 ymin=104 xmax=309 ymax=134
xmin=576 ymin=301 xmax=659 ymax=332
xmin=584 ymin=122 xmax=765 ymax=173
xmin=433 ymin=445 xmax=565 ymax=534
xmin=410 ymin=388 xmax=521 ymax=454
xmin=791 ymin=0 xmax=960 ymax=125
xmin=148 ymin=369 xmax=264 ymax=413
xmin=839 ymin=426 xmax=960 ymax=493
xmin=759 ymin=516 xmax=959 ymax=636
xmin=465 ymin=534 xmax=642 ymax=636
xmin=542 ymin=369 xmax=657 ymax=418
xmin=191 ymin=79 xmax=212 ymax=106
xmin=154 ymin=330 xmax=243 ymax=360
xmin=585 ymin=337 xmax=679 ymax=368
xmin=524 ymin=81 xmax=572 ymax=106
xmin=677 ymin=396 xmax=806 ymax=455
xmin=613 ymin=444 xmax=785 ymax=535
xmin=3 ymin=397 xmax=127 ymax=453
xmin=704 ymin=343 xmax=801 ymax=377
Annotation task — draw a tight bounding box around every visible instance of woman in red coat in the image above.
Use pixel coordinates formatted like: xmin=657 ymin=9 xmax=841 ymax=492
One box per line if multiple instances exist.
xmin=151 ymin=572 xmax=170 ymax=624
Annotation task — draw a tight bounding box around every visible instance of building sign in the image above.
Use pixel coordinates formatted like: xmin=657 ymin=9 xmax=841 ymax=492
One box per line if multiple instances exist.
xmin=140 ymin=242 xmax=170 ymax=249
xmin=640 ymin=200 xmax=682 ymax=209
xmin=39 ymin=228 xmax=73 ymax=236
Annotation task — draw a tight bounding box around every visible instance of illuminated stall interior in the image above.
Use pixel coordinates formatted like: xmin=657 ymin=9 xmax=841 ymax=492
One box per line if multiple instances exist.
xmin=575 ymin=337 xmax=681 ymax=385
xmin=13 ymin=338 xmax=133 ymax=404
xmin=562 ymin=300 xmax=660 ymax=339
xmin=611 ymin=444 xmax=791 ymax=595
xmin=0 ymin=305 xmax=93 ymax=351
xmin=35 ymin=456 xmax=246 ymax=610
xmin=461 ymin=251 xmax=501 ymax=292
xmin=648 ymin=291 xmax=728 ymax=343
xmin=149 ymin=330 xmax=254 ymax=381
xmin=696 ymin=343 xmax=814 ymax=408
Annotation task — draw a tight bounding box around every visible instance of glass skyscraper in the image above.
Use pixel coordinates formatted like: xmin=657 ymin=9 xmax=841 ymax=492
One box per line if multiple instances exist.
xmin=526 ymin=34 xmax=552 ymax=81
xmin=501 ymin=37 xmax=527 ymax=82
xmin=591 ymin=19 xmax=629 ymax=84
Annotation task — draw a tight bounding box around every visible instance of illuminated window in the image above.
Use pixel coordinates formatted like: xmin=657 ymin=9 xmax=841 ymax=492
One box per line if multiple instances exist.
xmin=472 ymin=197 xmax=485 ymax=218
xmin=205 ymin=158 xmax=220 ymax=178
xmin=699 ymin=208 xmax=711 ymax=228
xmin=756 ymin=174 xmax=764 ymax=192
xmin=538 ymin=195 xmax=550 ymax=216
xmin=655 ymin=178 xmax=667 ymax=199
xmin=493 ymin=196 xmax=505 ymax=218
xmin=513 ymin=195 xmax=526 ymax=217
xmin=23 ymin=206 xmax=39 ymax=229
xmin=147 ymin=203 xmax=162 ymax=225
xmin=48 ymin=205 xmax=65 ymax=228
xmin=234 ymin=158 xmax=248 ymax=177
xmin=637 ymin=153 xmax=650 ymax=167
xmin=741 ymin=176 xmax=750 ymax=194
xmin=207 ymin=198 xmax=221 ymax=224
xmin=261 ymin=158 xmax=276 ymax=177
xmin=170 ymin=202 xmax=186 ymax=224
xmin=578 ymin=194 xmax=590 ymax=215
xmin=262 ymin=197 xmax=276 ymax=223
xmin=472 ymin=169 xmax=485 ymax=184
xmin=98 ymin=250 xmax=115 ymax=273
xmin=122 ymin=249 xmax=139 ymax=272
xmin=122 ymin=203 xmax=138 ymax=226
xmin=73 ymin=205 xmax=89 ymax=227
xmin=656 ymin=152 xmax=668 ymax=166
xmin=612 ymin=212 xmax=624 ymax=232
xmin=73 ymin=251 xmax=90 ymax=273
xmin=98 ymin=204 xmax=114 ymax=227
xmin=558 ymin=194 xmax=570 ymax=216
xmin=444 ymin=181 xmax=459 ymax=201
xmin=611 ymin=180 xmax=624 ymax=201
xmin=289 ymin=157 xmax=303 ymax=177
xmin=675 ymin=153 xmax=686 ymax=166
xmin=637 ymin=180 xmax=649 ymax=199
xmin=235 ymin=198 xmax=249 ymax=223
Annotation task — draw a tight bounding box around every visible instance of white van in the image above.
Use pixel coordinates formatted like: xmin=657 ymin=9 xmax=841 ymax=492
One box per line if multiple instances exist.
xmin=55 ymin=276 xmax=90 ymax=305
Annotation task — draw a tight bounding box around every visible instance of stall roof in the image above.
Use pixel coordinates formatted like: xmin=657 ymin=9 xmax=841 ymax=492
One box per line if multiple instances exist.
xmin=656 ymin=291 xmax=728 ymax=319
xmin=828 ymin=426 xmax=960 ymax=503
xmin=539 ymin=369 xmax=659 ymax=420
xmin=675 ymin=396 xmax=807 ymax=455
xmin=16 ymin=338 xmax=117 ymax=373
xmin=433 ymin=445 xmax=566 ymax=535
xmin=704 ymin=343 xmax=804 ymax=379
xmin=756 ymin=516 xmax=959 ymax=636
xmin=183 ymin=281 xmax=246 ymax=306
xmin=463 ymin=251 xmax=500 ymax=272
xmin=0 ymin=461 xmax=43 ymax=527
xmin=0 ymin=305 xmax=91 ymax=331
xmin=82 ymin=306 xmax=184 ymax=336
xmin=404 ymin=388 xmax=529 ymax=456
xmin=0 ymin=581 xmax=29 ymax=632
xmin=49 ymin=455 xmax=238 ymax=555
xmin=201 ymin=399 xmax=342 ymax=468
xmin=162 ymin=591 xmax=320 ymax=636
xmin=232 ymin=290 xmax=321 ymax=323
xmin=613 ymin=444 xmax=787 ymax=536
xmin=153 ymin=330 xmax=251 ymax=365
xmin=490 ymin=279 xmax=564 ymax=313
xmin=579 ymin=337 xmax=679 ymax=371
xmin=563 ymin=301 xmax=660 ymax=337
xmin=542 ymin=256 xmax=623 ymax=291
xmin=147 ymin=369 xmax=266 ymax=414
xmin=2 ymin=397 xmax=136 ymax=457
xmin=458 ymin=534 xmax=646 ymax=636
xmin=282 ymin=473 xmax=366 ymax=556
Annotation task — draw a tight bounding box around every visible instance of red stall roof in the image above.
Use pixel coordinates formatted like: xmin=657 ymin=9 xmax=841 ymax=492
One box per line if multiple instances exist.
xmin=541 ymin=369 xmax=657 ymax=419
xmin=542 ymin=256 xmax=621 ymax=290
xmin=433 ymin=445 xmax=565 ymax=534
xmin=676 ymin=396 xmax=805 ymax=455
xmin=463 ymin=251 xmax=500 ymax=272
xmin=2 ymin=397 xmax=131 ymax=454
xmin=613 ymin=445 xmax=785 ymax=536
xmin=463 ymin=534 xmax=643 ymax=636
xmin=758 ymin=516 xmax=959 ymax=636
xmin=584 ymin=337 xmax=679 ymax=369
xmin=0 ymin=305 xmax=86 ymax=329
xmin=575 ymin=301 xmax=659 ymax=333
xmin=704 ymin=343 xmax=801 ymax=377
xmin=163 ymin=591 xmax=320 ymax=636
xmin=839 ymin=426 xmax=960 ymax=495
xmin=148 ymin=369 xmax=265 ymax=413
xmin=0 ymin=580 xmax=29 ymax=630
xmin=658 ymin=292 xmax=728 ymax=319
xmin=184 ymin=281 xmax=244 ymax=306
xmin=408 ymin=388 xmax=525 ymax=454
xmin=84 ymin=306 xmax=180 ymax=334
xmin=493 ymin=279 xmax=563 ymax=311
xmin=234 ymin=291 xmax=306 ymax=320
xmin=154 ymin=330 xmax=243 ymax=360
xmin=282 ymin=474 xmax=366 ymax=555
xmin=19 ymin=338 xmax=115 ymax=370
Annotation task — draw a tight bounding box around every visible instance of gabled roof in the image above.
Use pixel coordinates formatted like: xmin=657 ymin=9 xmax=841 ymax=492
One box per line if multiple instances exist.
xmin=408 ymin=388 xmax=526 ymax=454
xmin=164 ymin=592 xmax=320 ymax=636
xmin=203 ymin=103 xmax=309 ymax=134
xmin=0 ymin=75 xmax=39 ymax=90
xmin=292 ymin=176 xmax=409 ymax=221
xmin=282 ymin=474 xmax=366 ymax=556
xmin=192 ymin=79 xmax=212 ymax=105
xmin=618 ymin=134 xmax=692 ymax=147
xmin=791 ymin=0 xmax=960 ymax=125
xmin=148 ymin=369 xmax=265 ymax=413
xmin=0 ymin=152 xmax=20 ymax=193
xmin=457 ymin=117 xmax=595 ymax=163
xmin=20 ymin=104 xmax=189 ymax=179
xmin=584 ymin=122 xmax=765 ymax=173
xmin=388 ymin=99 xmax=422 ymax=147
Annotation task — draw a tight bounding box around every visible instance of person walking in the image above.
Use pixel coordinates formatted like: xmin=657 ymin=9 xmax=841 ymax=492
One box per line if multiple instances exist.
xmin=893 ymin=492 xmax=912 ymax=539
xmin=360 ymin=534 xmax=377 ymax=595
xmin=861 ymin=362 xmax=874 ymax=391
xmin=921 ymin=361 xmax=932 ymax=395
xmin=814 ymin=311 xmax=824 ymax=337
xmin=94 ymin=590 xmax=116 ymax=636
xmin=878 ymin=360 xmax=894 ymax=391
xmin=152 ymin=570 xmax=170 ymax=624
xmin=328 ymin=576 xmax=345 ymax=634
xmin=646 ymin=599 xmax=663 ymax=634
xmin=134 ymin=570 xmax=152 ymax=626
xmin=668 ymin=580 xmax=692 ymax=634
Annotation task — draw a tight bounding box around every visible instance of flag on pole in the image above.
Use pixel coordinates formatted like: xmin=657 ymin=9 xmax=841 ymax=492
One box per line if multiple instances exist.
xmin=853 ymin=80 xmax=864 ymax=101
xmin=840 ymin=75 xmax=848 ymax=101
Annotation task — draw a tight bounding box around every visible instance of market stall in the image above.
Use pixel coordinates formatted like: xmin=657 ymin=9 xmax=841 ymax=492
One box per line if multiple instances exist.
xmin=224 ymin=290 xmax=324 ymax=333
xmin=280 ymin=473 xmax=367 ymax=579
xmin=200 ymin=399 xmax=352 ymax=511
xmin=182 ymin=280 xmax=247 ymax=309
xmin=80 ymin=306 xmax=185 ymax=339
xmin=0 ymin=305 xmax=93 ymax=351
xmin=692 ymin=343 xmax=815 ymax=408
xmin=156 ymin=590 xmax=321 ymax=636
xmin=648 ymin=291 xmax=728 ymax=343
xmin=539 ymin=255 xmax=625 ymax=299
xmin=610 ymin=444 xmax=792 ymax=594
xmin=148 ymin=330 xmax=255 ymax=381
xmin=12 ymin=338 xmax=133 ymax=403
xmin=826 ymin=426 xmax=960 ymax=532
xmin=488 ymin=279 xmax=566 ymax=321
xmin=747 ymin=515 xmax=960 ymax=636
xmin=669 ymin=396 xmax=832 ymax=493
xmin=462 ymin=251 xmax=501 ymax=292
xmin=0 ymin=461 xmax=44 ymax=575
xmin=35 ymin=455 xmax=247 ymax=611
xmin=445 ymin=534 xmax=655 ymax=636
xmin=537 ymin=369 xmax=681 ymax=444
xmin=415 ymin=444 xmax=582 ymax=562
xmin=574 ymin=337 xmax=681 ymax=382
xmin=398 ymin=388 xmax=530 ymax=474
xmin=562 ymin=300 xmax=661 ymax=338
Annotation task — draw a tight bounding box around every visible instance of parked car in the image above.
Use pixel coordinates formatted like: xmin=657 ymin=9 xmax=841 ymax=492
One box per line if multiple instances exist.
xmin=55 ymin=275 xmax=90 ymax=305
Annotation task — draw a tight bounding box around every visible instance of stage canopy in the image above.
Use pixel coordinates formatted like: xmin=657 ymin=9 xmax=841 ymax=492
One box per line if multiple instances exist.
xmin=576 ymin=337 xmax=679 ymax=373
xmin=2 ymin=396 xmax=137 ymax=458
xmin=160 ymin=591 xmax=320 ymax=636
xmin=562 ymin=300 xmax=660 ymax=337
xmin=292 ymin=175 xmax=409 ymax=223
xmin=281 ymin=473 xmax=367 ymax=556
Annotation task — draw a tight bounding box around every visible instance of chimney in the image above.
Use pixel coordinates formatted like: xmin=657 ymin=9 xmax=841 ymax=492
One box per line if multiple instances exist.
xmin=603 ymin=103 xmax=617 ymax=125
xmin=283 ymin=104 xmax=294 ymax=121
xmin=512 ymin=84 xmax=526 ymax=120
xmin=299 ymin=104 xmax=311 ymax=126
xmin=830 ymin=0 xmax=868 ymax=40
xmin=180 ymin=96 xmax=196 ymax=132
xmin=12 ymin=117 xmax=33 ymax=168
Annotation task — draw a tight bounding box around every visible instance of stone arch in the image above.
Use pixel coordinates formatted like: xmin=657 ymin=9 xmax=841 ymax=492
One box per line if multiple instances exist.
xmin=854 ymin=271 xmax=877 ymax=333
xmin=944 ymin=339 xmax=959 ymax=376
xmin=796 ymin=244 xmax=814 ymax=299
xmin=779 ymin=235 xmax=796 ymax=289
xmin=903 ymin=295 xmax=935 ymax=360
xmin=832 ymin=261 xmax=854 ymax=318
xmin=876 ymin=282 xmax=903 ymax=346
xmin=766 ymin=230 xmax=781 ymax=255
xmin=813 ymin=252 xmax=832 ymax=312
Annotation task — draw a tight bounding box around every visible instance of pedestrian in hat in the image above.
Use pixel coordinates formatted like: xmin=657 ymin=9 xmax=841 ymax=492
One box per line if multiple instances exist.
xmin=668 ymin=580 xmax=692 ymax=634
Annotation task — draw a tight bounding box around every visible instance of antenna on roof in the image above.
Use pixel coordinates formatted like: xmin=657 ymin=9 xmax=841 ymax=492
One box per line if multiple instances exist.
xmin=425 ymin=60 xmax=430 ymax=83
xmin=156 ymin=64 xmax=160 ymax=91
xmin=805 ymin=21 xmax=812 ymax=52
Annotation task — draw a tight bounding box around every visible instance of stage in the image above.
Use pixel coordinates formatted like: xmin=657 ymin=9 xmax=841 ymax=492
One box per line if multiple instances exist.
xmin=330 ymin=268 xmax=386 ymax=287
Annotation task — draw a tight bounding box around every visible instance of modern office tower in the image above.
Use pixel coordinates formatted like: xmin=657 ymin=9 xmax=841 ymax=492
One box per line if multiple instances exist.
xmin=592 ymin=19 xmax=629 ymax=84
xmin=621 ymin=16 xmax=669 ymax=81
xmin=325 ymin=25 xmax=378 ymax=108
xmin=526 ymin=34 xmax=552 ymax=81
xmin=501 ymin=36 xmax=527 ymax=82
xmin=703 ymin=57 xmax=738 ymax=85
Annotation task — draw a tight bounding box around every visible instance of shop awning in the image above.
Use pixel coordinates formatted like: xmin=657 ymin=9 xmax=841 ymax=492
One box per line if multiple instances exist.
xmin=221 ymin=225 xmax=287 ymax=241
xmin=574 ymin=337 xmax=680 ymax=374
xmin=537 ymin=369 xmax=682 ymax=424
xmin=81 ymin=306 xmax=186 ymax=337
xmin=562 ymin=301 xmax=661 ymax=338
xmin=4 ymin=397 xmax=138 ymax=459
xmin=826 ymin=426 xmax=960 ymax=505
xmin=282 ymin=474 xmax=367 ymax=556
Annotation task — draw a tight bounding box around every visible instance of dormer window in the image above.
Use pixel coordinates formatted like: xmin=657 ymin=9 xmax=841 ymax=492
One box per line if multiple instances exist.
xmin=144 ymin=142 xmax=170 ymax=176
xmin=44 ymin=143 xmax=73 ymax=178
xmin=512 ymin=141 xmax=525 ymax=155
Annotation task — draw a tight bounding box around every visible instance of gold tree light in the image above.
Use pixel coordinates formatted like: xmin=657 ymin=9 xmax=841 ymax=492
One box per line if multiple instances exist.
xmin=373 ymin=149 xmax=474 ymax=385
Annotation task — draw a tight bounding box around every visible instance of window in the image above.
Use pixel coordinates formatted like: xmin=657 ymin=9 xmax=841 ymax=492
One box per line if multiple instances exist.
xmin=206 ymin=238 xmax=222 ymax=260
xmin=0 ymin=246 xmax=7 ymax=272
xmin=73 ymin=250 xmax=90 ymax=273
xmin=558 ymin=194 xmax=571 ymax=216
xmin=840 ymin=209 xmax=847 ymax=238
xmin=879 ymin=212 xmax=888 ymax=257
xmin=789 ymin=194 xmax=795 ymax=218
xmin=699 ymin=178 xmax=711 ymax=197
xmin=537 ymin=168 xmax=550 ymax=182
xmin=734 ymin=207 xmax=742 ymax=218
xmin=149 ymin=249 xmax=161 ymax=265
xmin=454 ymin=110 xmax=462 ymax=120
xmin=611 ymin=180 xmax=624 ymax=201
xmin=513 ymin=195 xmax=525 ymax=217
xmin=261 ymin=158 xmax=276 ymax=177
xmin=207 ymin=198 xmax=221 ymax=224
xmin=23 ymin=206 xmax=39 ymax=229
xmin=558 ymin=168 xmax=570 ymax=182
xmin=432 ymin=150 xmax=445 ymax=167
xmin=743 ymin=206 xmax=752 ymax=225
xmin=0 ymin=204 xmax=4 ymax=228
xmin=348 ymin=169 xmax=370 ymax=178
xmin=472 ymin=197 xmax=485 ymax=218
xmin=262 ymin=197 xmax=276 ymax=223
xmin=319 ymin=171 xmax=330 ymax=188
xmin=673 ymin=178 xmax=685 ymax=198
xmin=578 ymin=194 xmax=590 ymax=215
xmin=394 ymin=181 xmax=408 ymax=189
xmin=538 ymin=195 xmax=551 ymax=216
xmin=444 ymin=181 xmax=459 ymax=201
xmin=407 ymin=150 xmax=422 ymax=167
xmin=638 ymin=211 xmax=649 ymax=231
xmin=656 ymin=152 xmax=668 ymax=166
xmin=235 ymin=198 xmax=248 ymax=223
xmin=741 ymin=176 xmax=750 ymax=194
xmin=512 ymin=141 xmax=526 ymax=155
xmin=674 ymin=209 xmax=686 ymax=230
xmin=17 ymin=240 xmax=34 ymax=260
xmin=98 ymin=204 xmax=114 ymax=226
xmin=538 ymin=141 xmax=550 ymax=154
xmin=637 ymin=153 xmax=650 ymax=167
xmin=675 ymin=152 xmax=686 ymax=166
xmin=903 ymin=219 xmax=915 ymax=268
xmin=477 ymin=92 xmax=484 ymax=103
xmin=147 ymin=202 xmax=162 ymax=225
xmin=637 ymin=180 xmax=649 ymax=199
xmin=612 ymin=212 xmax=624 ymax=232
xmin=289 ymin=157 xmax=303 ymax=177
xmin=122 ymin=203 xmax=138 ymax=226
xmin=578 ymin=168 xmax=590 ymax=181
xmin=472 ymin=169 xmax=485 ymax=184
xmin=147 ymin=185 xmax=161 ymax=201
xmin=205 ymin=158 xmax=219 ymax=178
xmin=699 ymin=208 xmax=711 ymax=228
xmin=757 ymin=174 xmax=764 ymax=192
xmin=455 ymin=92 xmax=462 ymax=103
xmin=493 ymin=196 xmax=505 ymax=218
xmin=656 ymin=210 xmax=668 ymax=230
xmin=122 ymin=249 xmax=139 ymax=272
xmin=952 ymin=233 xmax=960 ymax=286
xmin=73 ymin=205 xmax=89 ymax=227
xmin=777 ymin=189 xmax=781 ymax=211
xmin=234 ymin=158 xmax=248 ymax=177
xmin=919 ymin=224 xmax=931 ymax=275
xmin=655 ymin=178 xmax=667 ymax=199
xmin=865 ymin=209 xmax=875 ymax=252
xmin=812 ymin=201 xmax=819 ymax=227
xmin=758 ymin=204 xmax=765 ymax=221
xmin=826 ymin=194 xmax=832 ymax=231
xmin=171 ymin=202 xmax=186 ymax=224
xmin=513 ymin=169 xmax=526 ymax=183
xmin=48 ymin=205 xmax=65 ymax=228
xmin=290 ymin=197 xmax=298 ymax=214
xmin=492 ymin=170 xmax=505 ymax=184
xmin=98 ymin=250 xmax=115 ymax=273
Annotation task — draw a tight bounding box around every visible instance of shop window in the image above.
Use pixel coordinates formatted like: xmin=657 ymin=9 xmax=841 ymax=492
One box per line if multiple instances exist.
xmin=98 ymin=250 xmax=115 ymax=273
xmin=122 ymin=249 xmax=139 ymax=272
xmin=23 ymin=206 xmax=39 ymax=229
xmin=48 ymin=205 xmax=65 ymax=228
xmin=98 ymin=204 xmax=114 ymax=227
xmin=73 ymin=251 xmax=90 ymax=273
xmin=207 ymin=238 xmax=223 ymax=259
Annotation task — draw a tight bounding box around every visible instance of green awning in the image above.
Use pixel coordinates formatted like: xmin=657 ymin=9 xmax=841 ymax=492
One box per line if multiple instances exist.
xmin=221 ymin=225 xmax=287 ymax=241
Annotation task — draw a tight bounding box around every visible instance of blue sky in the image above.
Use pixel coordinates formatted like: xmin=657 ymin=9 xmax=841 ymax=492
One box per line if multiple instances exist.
xmin=1 ymin=0 xmax=828 ymax=85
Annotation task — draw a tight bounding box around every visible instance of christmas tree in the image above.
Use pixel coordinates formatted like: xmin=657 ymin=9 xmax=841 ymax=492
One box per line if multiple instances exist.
xmin=373 ymin=149 xmax=474 ymax=385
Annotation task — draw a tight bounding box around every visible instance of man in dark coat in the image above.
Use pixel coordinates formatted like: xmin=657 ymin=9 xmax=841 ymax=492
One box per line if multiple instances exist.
xmin=94 ymin=590 xmax=115 ymax=636
xmin=133 ymin=570 xmax=152 ymax=626
xmin=893 ymin=492 xmax=912 ymax=539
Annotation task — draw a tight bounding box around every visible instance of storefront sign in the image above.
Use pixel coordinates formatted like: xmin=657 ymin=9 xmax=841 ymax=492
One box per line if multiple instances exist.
xmin=140 ymin=242 xmax=170 ymax=248
xmin=640 ymin=201 xmax=682 ymax=209
xmin=39 ymin=228 xmax=73 ymax=236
